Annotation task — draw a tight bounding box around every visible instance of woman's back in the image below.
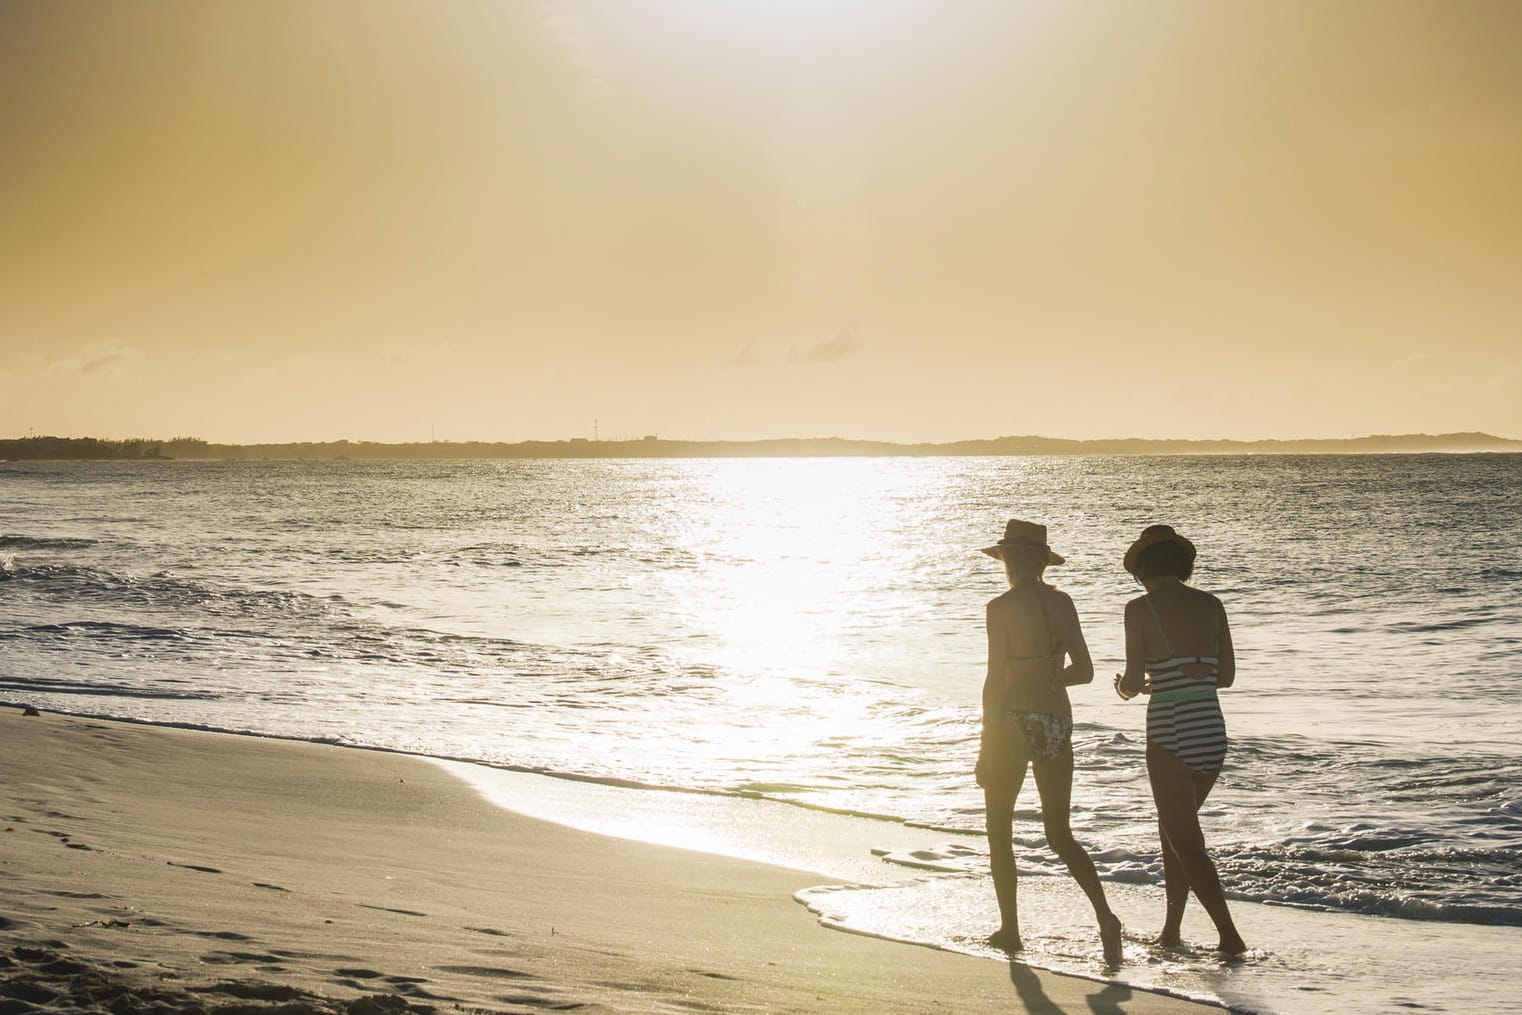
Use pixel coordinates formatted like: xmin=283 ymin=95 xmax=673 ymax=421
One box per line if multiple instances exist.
xmin=1135 ymin=583 xmax=1221 ymax=661
xmin=989 ymin=583 xmax=1074 ymax=714
xmin=1127 ymin=579 xmax=1235 ymax=689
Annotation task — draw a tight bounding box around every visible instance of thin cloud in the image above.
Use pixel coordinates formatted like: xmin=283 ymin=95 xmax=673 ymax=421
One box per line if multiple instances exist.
xmin=44 ymin=339 xmax=137 ymax=377
xmin=725 ymin=342 xmax=764 ymax=367
xmin=540 ymin=1 xmax=617 ymax=100
xmin=788 ymin=323 xmax=864 ymax=364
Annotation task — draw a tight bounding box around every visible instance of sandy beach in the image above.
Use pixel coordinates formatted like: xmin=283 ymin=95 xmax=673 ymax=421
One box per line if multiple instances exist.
xmin=0 ymin=709 xmax=1221 ymax=1014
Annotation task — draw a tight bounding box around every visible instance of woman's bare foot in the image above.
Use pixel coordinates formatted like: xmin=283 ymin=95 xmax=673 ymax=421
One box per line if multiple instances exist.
xmin=987 ymin=927 xmax=1023 ymax=953
xmin=1217 ymin=934 xmax=1248 ymax=957
xmin=1156 ymin=929 xmax=1184 ymax=948
xmin=1100 ymin=913 xmax=1123 ymax=965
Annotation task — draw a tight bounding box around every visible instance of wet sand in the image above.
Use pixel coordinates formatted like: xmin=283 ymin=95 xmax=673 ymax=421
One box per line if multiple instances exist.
xmin=0 ymin=709 xmax=1218 ymax=1013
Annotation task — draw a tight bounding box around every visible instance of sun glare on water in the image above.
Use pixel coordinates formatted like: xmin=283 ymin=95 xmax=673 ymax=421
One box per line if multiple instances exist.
xmin=669 ymin=459 xmax=883 ymax=678
xmin=642 ymin=459 xmax=951 ymax=766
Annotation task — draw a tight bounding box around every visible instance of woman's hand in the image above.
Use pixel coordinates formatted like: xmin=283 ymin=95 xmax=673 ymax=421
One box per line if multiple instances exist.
xmin=1114 ymin=672 xmax=1144 ymax=700
xmin=975 ymin=728 xmax=1002 ymax=788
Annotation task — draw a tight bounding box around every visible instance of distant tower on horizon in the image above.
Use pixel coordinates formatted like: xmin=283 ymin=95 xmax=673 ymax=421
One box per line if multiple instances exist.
xmin=594 ymin=418 xmax=599 ymax=442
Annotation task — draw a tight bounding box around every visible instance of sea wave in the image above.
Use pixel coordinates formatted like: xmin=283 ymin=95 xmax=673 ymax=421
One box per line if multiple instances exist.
xmin=1 ymin=562 xmax=334 ymax=618
xmin=0 ymin=534 xmax=100 ymax=550
xmin=0 ymin=676 xmax=217 ymax=702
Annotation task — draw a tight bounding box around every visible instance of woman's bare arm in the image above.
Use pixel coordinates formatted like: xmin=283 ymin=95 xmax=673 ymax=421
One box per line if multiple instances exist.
xmin=976 ymin=601 xmax=1005 ymax=788
xmin=981 ymin=600 xmax=1004 ymax=722
xmin=1214 ymin=597 xmax=1236 ymax=688
xmin=1116 ymin=598 xmax=1149 ymax=698
xmin=1059 ymin=594 xmax=1095 ymax=686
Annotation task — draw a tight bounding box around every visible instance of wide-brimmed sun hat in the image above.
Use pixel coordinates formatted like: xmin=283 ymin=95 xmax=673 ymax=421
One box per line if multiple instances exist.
xmin=980 ymin=519 xmax=1065 ymax=565
xmin=1123 ymin=524 xmax=1197 ymax=575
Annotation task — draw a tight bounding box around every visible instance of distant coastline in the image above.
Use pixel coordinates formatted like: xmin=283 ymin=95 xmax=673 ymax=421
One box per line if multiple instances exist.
xmin=3 ymin=431 xmax=1520 ymax=461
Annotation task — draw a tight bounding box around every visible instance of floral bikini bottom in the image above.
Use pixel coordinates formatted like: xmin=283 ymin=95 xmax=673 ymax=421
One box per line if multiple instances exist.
xmin=1004 ymin=710 xmax=1074 ymax=762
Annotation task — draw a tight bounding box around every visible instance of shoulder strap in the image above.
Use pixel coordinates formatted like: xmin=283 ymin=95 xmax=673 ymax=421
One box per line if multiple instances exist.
xmin=1144 ymin=594 xmax=1175 ymax=656
xmin=1034 ymin=584 xmax=1062 ymax=690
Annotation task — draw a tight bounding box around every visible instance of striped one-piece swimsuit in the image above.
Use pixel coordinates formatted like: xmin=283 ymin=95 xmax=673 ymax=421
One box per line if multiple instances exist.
xmin=1144 ymin=596 xmax=1227 ymax=773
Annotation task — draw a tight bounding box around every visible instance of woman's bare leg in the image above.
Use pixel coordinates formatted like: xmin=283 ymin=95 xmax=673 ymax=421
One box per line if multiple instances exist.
xmin=1032 ymin=749 xmax=1123 ymax=963
xmin=1157 ymin=818 xmax=1190 ymax=945
xmin=1158 ymin=763 xmax=1221 ymax=944
xmin=1147 ymin=744 xmax=1245 ymax=954
xmin=983 ymin=746 xmax=1029 ymax=952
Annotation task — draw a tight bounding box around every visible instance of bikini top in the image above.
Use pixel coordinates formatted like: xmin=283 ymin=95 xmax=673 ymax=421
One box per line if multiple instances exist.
xmin=1006 ymin=583 xmax=1063 ymax=693
xmin=1144 ymin=594 xmax=1220 ymax=703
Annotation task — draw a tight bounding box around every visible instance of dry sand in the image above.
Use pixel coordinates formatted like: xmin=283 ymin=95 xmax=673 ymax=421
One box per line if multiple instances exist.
xmin=1 ymin=709 xmax=1218 ymax=1013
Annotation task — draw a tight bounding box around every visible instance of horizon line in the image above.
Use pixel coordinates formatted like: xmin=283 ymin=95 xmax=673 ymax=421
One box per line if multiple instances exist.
xmin=6 ymin=430 xmax=1522 ymax=444
xmin=2 ymin=429 xmax=1522 ymax=459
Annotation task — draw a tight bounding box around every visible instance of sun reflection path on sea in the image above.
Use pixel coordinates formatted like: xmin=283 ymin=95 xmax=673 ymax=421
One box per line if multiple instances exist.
xmin=644 ymin=457 xmax=971 ymax=769
xmin=661 ymin=459 xmax=900 ymax=673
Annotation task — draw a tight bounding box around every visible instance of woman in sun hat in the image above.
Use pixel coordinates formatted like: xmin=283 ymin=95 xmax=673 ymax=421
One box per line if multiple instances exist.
xmin=1115 ymin=524 xmax=1247 ymax=955
xmin=976 ymin=519 xmax=1123 ymax=964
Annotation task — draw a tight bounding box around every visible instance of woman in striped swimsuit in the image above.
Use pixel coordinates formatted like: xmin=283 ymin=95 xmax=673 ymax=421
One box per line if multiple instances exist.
xmin=1115 ymin=525 xmax=1247 ymax=956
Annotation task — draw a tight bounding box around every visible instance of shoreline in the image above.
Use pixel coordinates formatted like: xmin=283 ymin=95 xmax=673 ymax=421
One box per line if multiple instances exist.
xmin=2 ymin=709 xmax=1218 ymax=1013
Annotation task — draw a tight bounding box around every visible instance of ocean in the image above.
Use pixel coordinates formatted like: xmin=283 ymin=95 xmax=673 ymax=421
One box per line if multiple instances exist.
xmin=3 ymin=455 xmax=1519 ymax=1013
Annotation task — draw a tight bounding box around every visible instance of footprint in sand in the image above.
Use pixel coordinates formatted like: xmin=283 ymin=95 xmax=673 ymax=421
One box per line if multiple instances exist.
xmin=496 ymin=995 xmax=586 ymax=1011
xmin=35 ymin=829 xmax=95 ymax=851
xmin=356 ymin=904 xmax=427 ymax=917
xmin=434 ymin=965 xmax=533 ymax=980
xmin=464 ymin=926 xmax=513 ymax=937
xmin=37 ymin=957 xmax=92 ymax=976
xmin=200 ymin=950 xmax=283 ymax=965
xmin=194 ymin=982 xmax=310 ymax=1003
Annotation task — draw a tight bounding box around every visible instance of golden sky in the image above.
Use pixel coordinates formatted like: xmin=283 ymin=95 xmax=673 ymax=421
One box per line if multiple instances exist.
xmin=2 ymin=0 xmax=1519 ymax=444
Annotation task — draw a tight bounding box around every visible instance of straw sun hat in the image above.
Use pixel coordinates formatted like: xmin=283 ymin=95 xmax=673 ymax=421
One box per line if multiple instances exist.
xmin=1122 ymin=524 xmax=1196 ymax=575
xmin=980 ymin=519 xmax=1065 ymax=566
